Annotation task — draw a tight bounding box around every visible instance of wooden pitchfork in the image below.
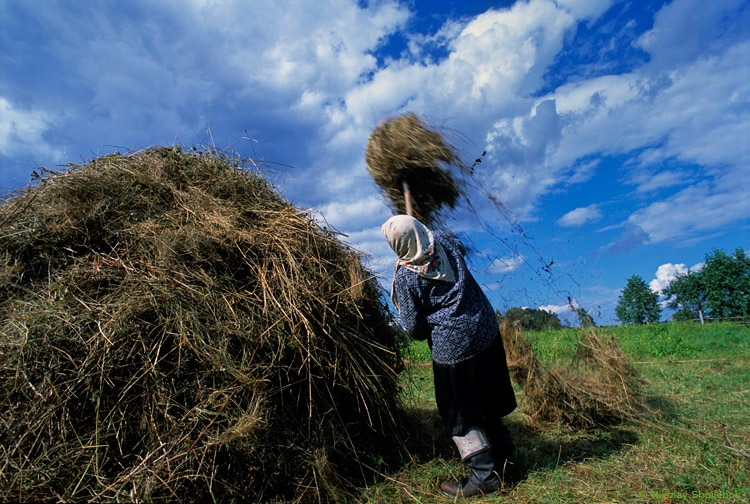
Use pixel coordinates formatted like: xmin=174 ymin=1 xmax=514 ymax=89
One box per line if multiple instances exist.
xmin=402 ymin=180 xmax=414 ymax=217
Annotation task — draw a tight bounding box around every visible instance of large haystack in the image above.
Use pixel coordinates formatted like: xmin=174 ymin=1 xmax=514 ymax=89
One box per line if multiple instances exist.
xmin=500 ymin=320 xmax=645 ymax=429
xmin=0 ymin=147 xmax=407 ymax=503
xmin=365 ymin=114 xmax=467 ymax=225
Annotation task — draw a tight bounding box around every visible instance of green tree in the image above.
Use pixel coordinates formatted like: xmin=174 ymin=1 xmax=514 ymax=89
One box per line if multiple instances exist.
xmin=663 ymin=270 xmax=707 ymax=324
xmin=672 ymin=307 xmax=697 ymax=322
xmin=616 ymin=275 xmax=661 ymax=325
xmin=503 ymin=307 xmax=562 ymax=331
xmin=700 ymin=248 xmax=750 ymax=319
xmin=663 ymin=248 xmax=749 ymax=322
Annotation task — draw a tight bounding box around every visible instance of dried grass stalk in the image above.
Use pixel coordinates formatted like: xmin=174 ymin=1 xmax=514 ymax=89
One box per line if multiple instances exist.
xmin=0 ymin=147 xmax=407 ymax=503
xmin=365 ymin=113 xmax=467 ymax=225
xmin=500 ymin=320 xmax=645 ymax=429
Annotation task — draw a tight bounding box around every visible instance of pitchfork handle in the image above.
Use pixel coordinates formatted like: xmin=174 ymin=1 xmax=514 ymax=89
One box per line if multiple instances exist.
xmin=402 ymin=180 xmax=413 ymax=217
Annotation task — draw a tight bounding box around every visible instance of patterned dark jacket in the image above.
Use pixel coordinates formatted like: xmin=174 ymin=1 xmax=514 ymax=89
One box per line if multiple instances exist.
xmin=395 ymin=231 xmax=499 ymax=365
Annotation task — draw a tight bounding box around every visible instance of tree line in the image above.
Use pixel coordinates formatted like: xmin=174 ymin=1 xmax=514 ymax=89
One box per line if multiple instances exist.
xmin=497 ymin=305 xmax=596 ymax=331
xmin=615 ymin=248 xmax=749 ymax=325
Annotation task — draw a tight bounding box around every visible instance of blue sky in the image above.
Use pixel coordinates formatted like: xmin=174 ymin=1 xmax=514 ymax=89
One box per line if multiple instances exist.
xmin=1 ymin=0 xmax=748 ymax=325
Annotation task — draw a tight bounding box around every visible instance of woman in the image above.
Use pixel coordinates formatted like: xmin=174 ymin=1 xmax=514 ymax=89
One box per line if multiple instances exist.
xmin=382 ymin=214 xmax=516 ymax=498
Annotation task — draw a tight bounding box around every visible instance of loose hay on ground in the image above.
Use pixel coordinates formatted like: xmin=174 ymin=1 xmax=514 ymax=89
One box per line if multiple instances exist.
xmin=365 ymin=114 xmax=468 ymax=225
xmin=0 ymin=147 xmax=409 ymax=503
xmin=500 ymin=320 xmax=646 ymax=430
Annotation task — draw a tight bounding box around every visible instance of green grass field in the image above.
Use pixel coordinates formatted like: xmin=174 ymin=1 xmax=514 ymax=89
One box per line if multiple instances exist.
xmin=359 ymin=322 xmax=749 ymax=503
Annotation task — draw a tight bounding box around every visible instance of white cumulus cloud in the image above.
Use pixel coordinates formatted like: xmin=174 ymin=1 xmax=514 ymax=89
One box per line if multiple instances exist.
xmin=649 ymin=263 xmax=688 ymax=293
xmin=649 ymin=261 xmax=703 ymax=293
xmin=558 ymin=204 xmax=602 ymax=227
xmin=0 ymin=97 xmax=59 ymax=158
xmin=539 ymin=303 xmax=571 ymax=315
xmin=488 ymin=254 xmax=525 ymax=274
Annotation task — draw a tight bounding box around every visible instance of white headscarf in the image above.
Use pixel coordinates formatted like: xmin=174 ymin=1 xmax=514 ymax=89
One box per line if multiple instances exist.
xmin=381 ymin=215 xmax=456 ymax=308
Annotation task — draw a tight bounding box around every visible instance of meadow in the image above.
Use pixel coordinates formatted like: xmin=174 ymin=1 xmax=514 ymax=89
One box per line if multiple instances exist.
xmin=359 ymin=322 xmax=749 ymax=503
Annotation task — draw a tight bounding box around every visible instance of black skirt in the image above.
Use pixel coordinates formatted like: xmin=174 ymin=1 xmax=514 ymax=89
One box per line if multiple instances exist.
xmin=433 ymin=334 xmax=517 ymax=437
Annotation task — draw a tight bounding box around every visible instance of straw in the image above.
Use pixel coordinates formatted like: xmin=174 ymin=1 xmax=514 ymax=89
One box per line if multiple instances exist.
xmin=0 ymin=147 xmax=409 ymax=503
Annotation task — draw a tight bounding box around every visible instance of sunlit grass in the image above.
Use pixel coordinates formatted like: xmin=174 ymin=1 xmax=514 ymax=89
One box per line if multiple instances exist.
xmin=358 ymin=322 xmax=749 ymax=503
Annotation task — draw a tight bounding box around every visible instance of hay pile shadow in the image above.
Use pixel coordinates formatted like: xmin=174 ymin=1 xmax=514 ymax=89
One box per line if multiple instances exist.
xmin=500 ymin=320 xmax=645 ymax=430
xmin=365 ymin=113 xmax=468 ymax=225
xmin=0 ymin=147 xmax=408 ymax=503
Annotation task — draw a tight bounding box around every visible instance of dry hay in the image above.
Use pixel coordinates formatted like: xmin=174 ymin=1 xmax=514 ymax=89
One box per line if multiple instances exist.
xmin=500 ymin=320 xmax=645 ymax=430
xmin=0 ymin=147 xmax=407 ymax=503
xmin=365 ymin=113 xmax=468 ymax=225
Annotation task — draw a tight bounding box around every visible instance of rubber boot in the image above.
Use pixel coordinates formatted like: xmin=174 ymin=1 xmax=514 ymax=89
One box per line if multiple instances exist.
xmin=440 ymin=449 xmax=500 ymax=498
xmin=441 ymin=428 xmax=500 ymax=498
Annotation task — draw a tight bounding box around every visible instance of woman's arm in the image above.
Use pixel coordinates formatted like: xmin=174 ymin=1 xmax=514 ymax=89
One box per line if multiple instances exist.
xmin=395 ymin=270 xmax=430 ymax=340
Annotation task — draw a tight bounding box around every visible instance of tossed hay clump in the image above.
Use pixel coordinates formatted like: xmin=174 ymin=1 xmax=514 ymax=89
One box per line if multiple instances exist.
xmin=366 ymin=113 xmax=467 ymax=225
xmin=0 ymin=147 xmax=406 ymax=503
xmin=500 ymin=320 xmax=644 ymax=429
